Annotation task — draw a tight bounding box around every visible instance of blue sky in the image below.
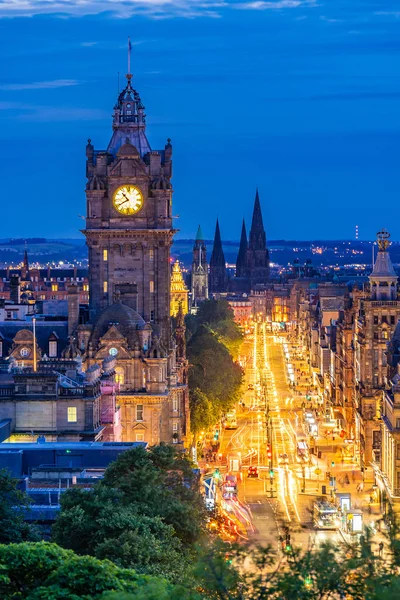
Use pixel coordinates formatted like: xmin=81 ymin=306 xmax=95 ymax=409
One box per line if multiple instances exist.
xmin=0 ymin=1 xmax=399 ymax=241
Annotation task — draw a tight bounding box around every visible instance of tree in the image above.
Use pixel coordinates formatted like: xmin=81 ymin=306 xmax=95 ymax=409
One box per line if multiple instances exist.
xmin=190 ymin=388 xmax=217 ymax=439
xmin=188 ymin=325 xmax=243 ymax=411
xmin=0 ymin=469 xmax=39 ymax=544
xmin=0 ymin=541 xmax=179 ymax=600
xmin=187 ymin=299 xmax=243 ymax=359
xmin=53 ymin=446 xmax=206 ymax=582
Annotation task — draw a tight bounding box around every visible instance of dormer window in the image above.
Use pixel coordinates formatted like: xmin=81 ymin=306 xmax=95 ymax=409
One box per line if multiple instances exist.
xmin=49 ymin=340 xmax=57 ymax=357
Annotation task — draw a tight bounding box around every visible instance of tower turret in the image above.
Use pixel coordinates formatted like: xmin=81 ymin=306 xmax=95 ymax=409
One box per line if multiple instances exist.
xmin=369 ymin=229 xmax=398 ymax=301
xmin=191 ymin=224 xmax=208 ymax=305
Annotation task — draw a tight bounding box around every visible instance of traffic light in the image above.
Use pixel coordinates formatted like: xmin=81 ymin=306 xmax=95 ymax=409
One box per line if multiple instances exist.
xmin=266 ymin=444 xmax=272 ymax=459
xmin=331 ymin=460 xmax=335 ymax=467
xmin=214 ymin=430 xmax=219 ymax=441
xmin=213 ymin=469 xmax=221 ymax=481
xmin=269 ymin=469 xmax=274 ymax=478
xmin=304 ymin=575 xmax=312 ymax=588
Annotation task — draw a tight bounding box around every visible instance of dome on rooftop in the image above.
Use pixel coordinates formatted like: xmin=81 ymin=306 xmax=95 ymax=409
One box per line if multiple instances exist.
xmin=91 ymin=301 xmax=145 ymax=347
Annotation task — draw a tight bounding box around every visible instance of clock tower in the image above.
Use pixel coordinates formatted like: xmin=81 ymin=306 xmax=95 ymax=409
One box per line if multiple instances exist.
xmin=83 ymin=70 xmax=174 ymax=342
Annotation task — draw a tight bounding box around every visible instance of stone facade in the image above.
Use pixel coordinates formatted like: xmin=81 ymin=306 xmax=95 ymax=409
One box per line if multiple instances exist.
xmin=78 ymin=70 xmax=189 ymax=446
xmin=191 ymin=225 xmax=208 ymax=306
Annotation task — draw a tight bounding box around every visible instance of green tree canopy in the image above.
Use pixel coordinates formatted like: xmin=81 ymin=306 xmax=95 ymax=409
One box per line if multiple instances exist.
xmin=0 ymin=541 xmax=180 ymax=600
xmin=0 ymin=469 xmax=39 ymax=544
xmin=52 ymin=445 xmax=206 ymax=582
xmin=188 ymin=325 xmax=243 ymax=411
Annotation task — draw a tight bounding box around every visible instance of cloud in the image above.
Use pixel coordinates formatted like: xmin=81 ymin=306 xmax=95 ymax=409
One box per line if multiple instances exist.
xmin=0 ymin=0 xmax=315 ymax=19
xmin=80 ymin=41 xmax=98 ymax=47
xmin=234 ymin=0 xmax=314 ymax=10
xmin=0 ymin=101 xmax=108 ymax=122
xmin=0 ymin=79 xmax=82 ymax=91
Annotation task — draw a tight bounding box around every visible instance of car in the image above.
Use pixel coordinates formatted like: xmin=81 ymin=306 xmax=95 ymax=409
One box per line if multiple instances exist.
xmin=278 ymin=453 xmax=289 ymax=465
xmin=247 ymin=466 xmax=259 ymax=478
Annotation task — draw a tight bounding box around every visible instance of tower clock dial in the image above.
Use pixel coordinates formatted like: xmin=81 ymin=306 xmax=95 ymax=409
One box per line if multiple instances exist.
xmin=113 ymin=185 xmax=143 ymax=215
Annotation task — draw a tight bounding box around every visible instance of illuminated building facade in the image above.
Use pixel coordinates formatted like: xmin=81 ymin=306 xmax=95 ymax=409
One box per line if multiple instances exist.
xmin=170 ymin=260 xmax=189 ymax=317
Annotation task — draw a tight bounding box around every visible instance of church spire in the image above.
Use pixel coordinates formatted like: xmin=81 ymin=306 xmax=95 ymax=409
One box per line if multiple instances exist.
xmin=209 ymin=219 xmax=227 ymax=293
xmin=246 ymin=189 xmax=270 ymax=285
xmin=249 ymin=188 xmax=266 ymax=249
xmin=236 ymin=219 xmax=248 ymax=278
xmin=196 ymin=224 xmax=204 ymax=242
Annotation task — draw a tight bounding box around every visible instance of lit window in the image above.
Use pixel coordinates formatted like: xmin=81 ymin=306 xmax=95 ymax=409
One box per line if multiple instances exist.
xmin=136 ymin=433 xmax=144 ymax=442
xmin=67 ymin=407 xmax=77 ymax=423
xmin=83 ymin=284 xmax=89 ymax=291
xmin=115 ymin=367 xmax=124 ymax=385
xmin=173 ymin=398 xmax=178 ymax=412
xmin=136 ymin=404 xmax=144 ymax=421
xmin=172 ymin=422 xmax=178 ymax=432
xmin=103 ymin=281 xmax=108 ymax=293
xmin=51 ymin=284 xmax=58 ymax=292
xmin=149 ymin=249 xmax=154 ymax=262
xmin=49 ymin=340 xmax=57 ymax=358
xmin=150 ymin=280 xmax=154 ymax=293
xmin=103 ymin=249 xmax=108 ymax=261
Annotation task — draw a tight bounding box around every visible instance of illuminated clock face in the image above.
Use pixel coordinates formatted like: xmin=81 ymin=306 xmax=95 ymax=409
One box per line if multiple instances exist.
xmin=109 ymin=347 xmax=118 ymax=357
xmin=113 ymin=185 xmax=143 ymax=215
xmin=20 ymin=347 xmax=30 ymax=357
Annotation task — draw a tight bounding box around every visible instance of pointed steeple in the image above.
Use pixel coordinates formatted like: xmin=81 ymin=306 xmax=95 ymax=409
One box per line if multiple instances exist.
xmin=192 ymin=224 xmax=208 ymax=304
xmin=196 ymin=224 xmax=204 ymax=242
xmin=249 ymin=188 xmax=266 ymax=250
xmin=236 ymin=219 xmax=248 ymax=278
xmin=210 ymin=219 xmax=227 ymax=293
xmin=246 ymin=188 xmax=269 ymax=285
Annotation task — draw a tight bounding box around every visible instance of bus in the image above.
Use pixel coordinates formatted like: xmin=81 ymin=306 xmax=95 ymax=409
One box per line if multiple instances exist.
xmin=313 ymin=500 xmax=340 ymax=530
xmin=224 ymin=411 xmax=238 ymax=430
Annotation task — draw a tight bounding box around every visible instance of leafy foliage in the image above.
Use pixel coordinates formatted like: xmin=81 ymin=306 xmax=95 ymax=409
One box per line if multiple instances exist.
xmin=52 ymin=445 xmax=206 ymax=582
xmin=188 ymin=325 xmax=242 ymax=410
xmin=0 ymin=469 xmax=39 ymax=544
xmin=0 ymin=541 xmax=184 ymax=600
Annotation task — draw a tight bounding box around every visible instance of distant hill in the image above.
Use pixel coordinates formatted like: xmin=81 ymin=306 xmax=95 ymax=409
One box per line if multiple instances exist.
xmin=1 ymin=237 xmax=398 ymax=270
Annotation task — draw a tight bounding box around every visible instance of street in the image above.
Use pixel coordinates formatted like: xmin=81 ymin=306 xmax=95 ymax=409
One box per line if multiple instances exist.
xmin=207 ymin=320 xmax=385 ymax=556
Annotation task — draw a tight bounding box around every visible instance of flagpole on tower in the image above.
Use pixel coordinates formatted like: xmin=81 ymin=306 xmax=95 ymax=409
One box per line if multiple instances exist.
xmin=127 ymin=36 xmax=132 ymax=76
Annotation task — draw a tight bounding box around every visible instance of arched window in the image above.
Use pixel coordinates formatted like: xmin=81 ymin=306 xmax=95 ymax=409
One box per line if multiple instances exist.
xmin=115 ymin=366 xmax=125 ymax=385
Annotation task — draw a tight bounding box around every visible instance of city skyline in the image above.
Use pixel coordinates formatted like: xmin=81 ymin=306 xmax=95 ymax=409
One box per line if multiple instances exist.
xmin=1 ymin=2 xmax=399 ymax=241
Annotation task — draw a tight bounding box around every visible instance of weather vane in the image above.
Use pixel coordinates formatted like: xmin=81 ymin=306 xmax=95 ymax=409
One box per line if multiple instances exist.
xmin=377 ymin=228 xmax=390 ymax=252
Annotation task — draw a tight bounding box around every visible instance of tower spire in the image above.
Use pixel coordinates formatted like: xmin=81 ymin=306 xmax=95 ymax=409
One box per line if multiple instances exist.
xmin=236 ymin=218 xmax=248 ymax=278
xmin=210 ymin=219 xmax=227 ymax=293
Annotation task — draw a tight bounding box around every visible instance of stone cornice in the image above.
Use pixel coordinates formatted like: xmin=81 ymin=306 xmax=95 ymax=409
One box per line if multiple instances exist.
xmin=82 ymin=229 xmax=176 ymax=239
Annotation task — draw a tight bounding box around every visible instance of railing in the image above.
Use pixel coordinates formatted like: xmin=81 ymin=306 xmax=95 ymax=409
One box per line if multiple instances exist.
xmin=370 ymin=301 xmax=400 ymax=307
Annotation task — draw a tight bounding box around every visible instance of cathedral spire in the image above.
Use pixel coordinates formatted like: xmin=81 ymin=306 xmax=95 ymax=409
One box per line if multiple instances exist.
xmin=249 ymin=188 xmax=266 ymax=247
xmin=246 ymin=189 xmax=270 ymax=285
xmin=210 ymin=219 xmax=227 ymax=293
xmin=236 ymin=219 xmax=248 ymax=278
